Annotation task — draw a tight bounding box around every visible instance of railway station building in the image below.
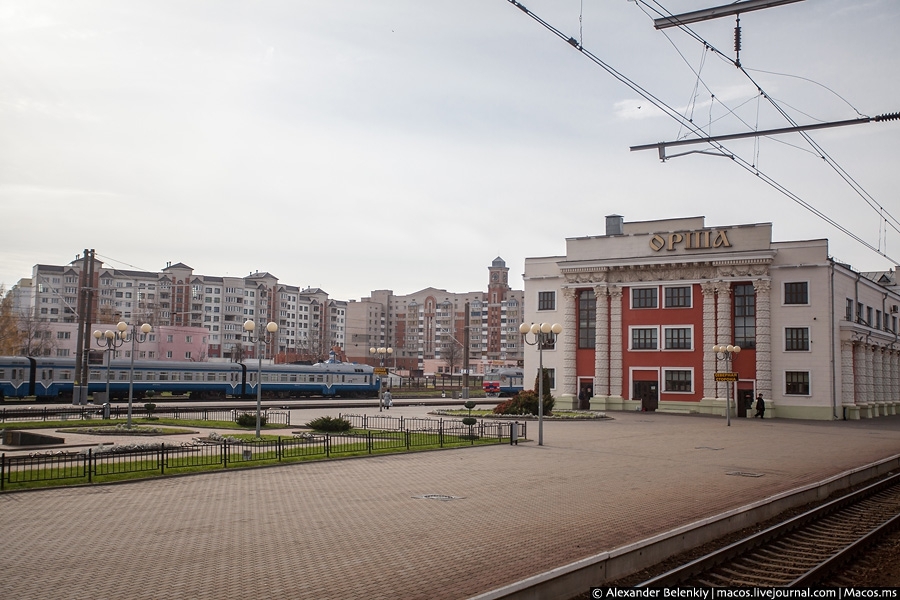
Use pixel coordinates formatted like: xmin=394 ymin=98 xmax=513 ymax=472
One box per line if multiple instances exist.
xmin=520 ymin=215 xmax=900 ymax=420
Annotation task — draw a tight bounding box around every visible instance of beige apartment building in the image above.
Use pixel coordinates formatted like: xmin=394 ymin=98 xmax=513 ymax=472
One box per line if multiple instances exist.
xmin=345 ymin=257 xmax=525 ymax=376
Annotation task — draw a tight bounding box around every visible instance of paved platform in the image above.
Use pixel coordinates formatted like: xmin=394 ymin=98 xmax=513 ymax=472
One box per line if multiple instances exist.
xmin=1 ymin=406 xmax=899 ymax=599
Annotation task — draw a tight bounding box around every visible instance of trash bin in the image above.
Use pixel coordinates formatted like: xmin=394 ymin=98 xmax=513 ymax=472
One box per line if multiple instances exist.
xmin=510 ymin=422 xmax=518 ymax=446
xmin=243 ymin=450 xmax=252 ymax=460
xmin=102 ymin=402 xmax=110 ymax=420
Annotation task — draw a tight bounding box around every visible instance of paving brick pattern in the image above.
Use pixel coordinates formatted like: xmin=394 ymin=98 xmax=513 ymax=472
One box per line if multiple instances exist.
xmin=2 ymin=407 xmax=899 ymax=599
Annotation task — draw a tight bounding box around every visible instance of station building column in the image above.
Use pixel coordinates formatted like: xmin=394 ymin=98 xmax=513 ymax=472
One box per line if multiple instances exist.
xmin=593 ymin=283 xmax=610 ymax=403
xmin=753 ymin=278 xmax=772 ymax=403
xmin=561 ymin=287 xmax=577 ymax=407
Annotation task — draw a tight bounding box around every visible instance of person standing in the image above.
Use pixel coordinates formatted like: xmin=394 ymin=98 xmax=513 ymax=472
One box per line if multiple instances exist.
xmin=754 ymin=393 xmax=766 ymax=418
xmin=383 ymin=389 xmax=392 ymax=410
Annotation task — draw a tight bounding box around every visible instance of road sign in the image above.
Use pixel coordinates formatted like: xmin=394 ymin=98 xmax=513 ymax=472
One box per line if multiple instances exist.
xmin=714 ymin=372 xmax=738 ymax=382
xmin=374 ymin=368 xmax=388 ymax=375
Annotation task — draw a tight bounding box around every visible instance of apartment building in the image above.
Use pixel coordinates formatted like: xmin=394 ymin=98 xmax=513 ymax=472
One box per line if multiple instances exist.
xmin=521 ymin=215 xmax=899 ymax=420
xmin=344 ymin=258 xmax=525 ymax=376
xmin=24 ymin=258 xmax=337 ymax=363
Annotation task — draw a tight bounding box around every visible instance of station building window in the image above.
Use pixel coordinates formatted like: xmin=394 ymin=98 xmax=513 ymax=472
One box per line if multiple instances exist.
xmin=784 ymin=282 xmax=809 ymax=305
xmin=578 ymin=290 xmax=595 ymax=349
xmin=664 ymin=286 xmax=691 ymax=308
xmin=632 ymin=287 xmax=658 ymax=309
xmin=785 ymin=327 xmax=810 ymax=351
xmin=785 ymin=371 xmax=810 ymax=395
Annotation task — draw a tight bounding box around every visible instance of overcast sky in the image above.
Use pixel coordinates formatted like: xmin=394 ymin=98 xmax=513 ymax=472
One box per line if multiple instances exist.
xmin=2 ymin=0 xmax=898 ymax=300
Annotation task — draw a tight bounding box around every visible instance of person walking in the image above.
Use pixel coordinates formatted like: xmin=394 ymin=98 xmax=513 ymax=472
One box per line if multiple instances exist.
xmin=754 ymin=393 xmax=766 ymax=418
xmin=383 ymin=389 xmax=392 ymax=410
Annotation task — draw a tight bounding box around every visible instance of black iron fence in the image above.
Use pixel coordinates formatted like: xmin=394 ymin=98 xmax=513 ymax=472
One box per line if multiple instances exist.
xmin=339 ymin=413 xmax=526 ymax=440
xmin=0 ymin=406 xmax=290 ymax=426
xmin=1 ymin=420 xmax=521 ymax=490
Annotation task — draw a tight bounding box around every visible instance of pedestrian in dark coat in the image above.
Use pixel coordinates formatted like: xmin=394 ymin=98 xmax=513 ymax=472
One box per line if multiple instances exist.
xmin=754 ymin=393 xmax=766 ymax=418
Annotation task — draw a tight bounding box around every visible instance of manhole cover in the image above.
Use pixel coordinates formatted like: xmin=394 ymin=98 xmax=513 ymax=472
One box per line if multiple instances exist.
xmin=414 ymin=494 xmax=462 ymax=501
xmin=726 ymin=471 xmax=764 ymax=478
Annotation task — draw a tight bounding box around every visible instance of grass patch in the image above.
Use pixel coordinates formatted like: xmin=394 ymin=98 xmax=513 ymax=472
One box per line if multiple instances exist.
xmin=1 ymin=427 xmax=505 ymax=491
xmin=432 ymin=408 xmax=607 ymax=419
xmin=1 ymin=418 xmax=281 ymax=432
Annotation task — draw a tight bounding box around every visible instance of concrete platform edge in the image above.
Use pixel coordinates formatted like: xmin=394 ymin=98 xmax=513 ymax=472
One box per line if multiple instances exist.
xmin=471 ymin=454 xmax=900 ymax=600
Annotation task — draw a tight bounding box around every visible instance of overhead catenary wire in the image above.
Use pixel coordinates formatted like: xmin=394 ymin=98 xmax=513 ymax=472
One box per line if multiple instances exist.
xmin=634 ymin=0 xmax=900 ymax=239
xmin=502 ymin=0 xmax=898 ymax=264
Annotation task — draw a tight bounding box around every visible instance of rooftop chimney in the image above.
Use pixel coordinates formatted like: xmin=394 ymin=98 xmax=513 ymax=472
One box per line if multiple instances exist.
xmin=605 ymin=214 xmax=624 ymax=236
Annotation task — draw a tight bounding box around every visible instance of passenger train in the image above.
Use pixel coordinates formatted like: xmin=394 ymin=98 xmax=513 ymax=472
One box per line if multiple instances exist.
xmin=0 ymin=356 xmax=381 ymax=401
xmin=482 ymin=368 xmax=524 ymax=397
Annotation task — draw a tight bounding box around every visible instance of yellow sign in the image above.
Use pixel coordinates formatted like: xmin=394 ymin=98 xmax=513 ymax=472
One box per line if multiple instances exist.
xmin=374 ymin=368 xmax=388 ymax=375
xmin=714 ymin=372 xmax=738 ymax=382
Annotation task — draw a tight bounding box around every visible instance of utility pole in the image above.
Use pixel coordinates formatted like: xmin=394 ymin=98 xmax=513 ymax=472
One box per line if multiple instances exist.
xmin=73 ymin=249 xmax=95 ymax=405
xmin=462 ymin=302 xmax=470 ymax=399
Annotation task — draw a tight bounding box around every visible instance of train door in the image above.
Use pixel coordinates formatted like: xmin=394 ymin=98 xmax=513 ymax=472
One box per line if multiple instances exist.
xmin=633 ymin=380 xmax=658 ymax=412
xmin=577 ymin=379 xmax=593 ymax=410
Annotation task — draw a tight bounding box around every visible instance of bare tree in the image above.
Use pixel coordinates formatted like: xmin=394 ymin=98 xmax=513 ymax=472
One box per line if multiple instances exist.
xmin=17 ymin=312 xmax=57 ymax=357
xmin=0 ymin=287 xmax=24 ymax=355
xmin=441 ymin=338 xmax=464 ymax=375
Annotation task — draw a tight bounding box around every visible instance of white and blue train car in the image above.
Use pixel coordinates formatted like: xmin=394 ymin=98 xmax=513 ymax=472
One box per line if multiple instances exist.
xmin=0 ymin=356 xmax=379 ymax=400
xmin=245 ymin=360 xmax=380 ymax=399
xmin=0 ymin=356 xmax=36 ymax=399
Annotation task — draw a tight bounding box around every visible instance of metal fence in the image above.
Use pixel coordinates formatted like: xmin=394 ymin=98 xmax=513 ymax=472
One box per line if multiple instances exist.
xmin=0 ymin=406 xmax=290 ymax=426
xmin=0 ymin=421 xmax=520 ymax=490
xmin=339 ymin=413 xmax=526 ymax=440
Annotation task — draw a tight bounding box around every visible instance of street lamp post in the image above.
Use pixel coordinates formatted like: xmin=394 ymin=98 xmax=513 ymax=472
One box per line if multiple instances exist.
xmin=369 ymin=346 xmax=393 ymax=412
xmin=712 ymin=344 xmax=741 ymax=426
xmin=519 ymin=322 xmax=563 ymax=446
xmin=93 ymin=326 xmax=127 ymax=418
xmin=243 ymin=319 xmax=279 ymax=438
xmin=120 ymin=321 xmax=152 ymax=428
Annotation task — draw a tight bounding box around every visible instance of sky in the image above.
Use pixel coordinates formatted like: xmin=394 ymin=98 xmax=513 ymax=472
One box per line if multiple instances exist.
xmin=2 ymin=0 xmax=898 ymax=301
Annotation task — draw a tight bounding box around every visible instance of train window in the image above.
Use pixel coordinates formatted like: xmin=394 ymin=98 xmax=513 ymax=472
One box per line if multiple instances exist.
xmin=146 ymin=373 xmax=156 ymax=381
xmin=217 ymin=374 xmax=227 ymax=382
xmin=316 ymin=375 xmax=323 ymax=382
xmin=159 ymin=372 xmax=169 ymax=381
xmin=118 ymin=372 xmax=128 ymax=381
xmin=280 ymin=374 xmax=288 ymax=382
xmin=134 ymin=372 xmax=142 ymax=380
xmin=289 ymin=374 xmax=297 ymax=382
xmin=61 ymin=370 xmax=72 ymax=380
xmin=184 ymin=373 xmax=193 ymax=381
xmin=89 ymin=370 xmax=102 ymax=381
xmin=207 ymin=372 xmax=216 ymax=381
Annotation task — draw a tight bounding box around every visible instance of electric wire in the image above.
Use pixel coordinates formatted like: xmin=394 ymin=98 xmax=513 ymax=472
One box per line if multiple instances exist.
xmin=635 ymin=0 xmax=900 ymax=241
xmin=503 ymin=0 xmax=898 ymax=263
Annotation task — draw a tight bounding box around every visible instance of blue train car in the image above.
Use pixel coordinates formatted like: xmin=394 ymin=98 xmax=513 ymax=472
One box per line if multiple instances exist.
xmin=0 ymin=356 xmax=36 ymax=399
xmin=0 ymin=356 xmax=379 ymax=401
xmin=244 ymin=360 xmax=379 ymax=399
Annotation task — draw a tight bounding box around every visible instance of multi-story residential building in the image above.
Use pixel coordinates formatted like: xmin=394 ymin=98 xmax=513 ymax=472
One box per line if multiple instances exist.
xmin=345 ymin=258 xmax=524 ymax=376
xmin=24 ymin=259 xmax=324 ymax=363
xmin=521 ymin=215 xmax=900 ymax=420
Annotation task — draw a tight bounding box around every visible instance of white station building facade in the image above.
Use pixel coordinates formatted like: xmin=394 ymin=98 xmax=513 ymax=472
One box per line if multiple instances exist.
xmin=521 ymin=215 xmax=900 ymax=420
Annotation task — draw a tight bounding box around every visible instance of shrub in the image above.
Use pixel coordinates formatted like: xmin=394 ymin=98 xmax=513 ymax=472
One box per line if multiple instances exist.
xmin=307 ymin=416 xmax=352 ymax=432
xmin=236 ymin=412 xmax=267 ymax=428
xmin=492 ymin=390 xmax=554 ymax=416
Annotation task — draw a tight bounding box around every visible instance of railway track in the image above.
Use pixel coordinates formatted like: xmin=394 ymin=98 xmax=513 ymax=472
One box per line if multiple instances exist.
xmin=637 ymin=472 xmax=900 ymax=587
